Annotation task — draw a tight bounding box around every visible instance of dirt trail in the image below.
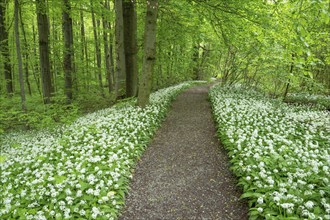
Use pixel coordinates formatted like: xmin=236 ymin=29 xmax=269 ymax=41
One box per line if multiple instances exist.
xmin=119 ymin=85 xmax=248 ymax=219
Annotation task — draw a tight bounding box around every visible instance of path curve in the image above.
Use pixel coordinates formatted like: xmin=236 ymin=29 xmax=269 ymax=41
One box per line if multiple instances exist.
xmin=120 ymin=85 xmax=248 ymax=219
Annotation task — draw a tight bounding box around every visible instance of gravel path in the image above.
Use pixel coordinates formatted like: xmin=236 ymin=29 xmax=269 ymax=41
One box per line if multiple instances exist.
xmin=119 ymin=85 xmax=248 ymax=219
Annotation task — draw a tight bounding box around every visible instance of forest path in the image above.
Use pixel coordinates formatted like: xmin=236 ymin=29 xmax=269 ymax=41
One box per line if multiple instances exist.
xmin=119 ymin=85 xmax=248 ymax=219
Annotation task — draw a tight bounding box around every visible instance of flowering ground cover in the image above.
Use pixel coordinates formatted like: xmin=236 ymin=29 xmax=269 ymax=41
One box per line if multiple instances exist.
xmin=209 ymin=85 xmax=330 ymax=219
xmin=0 ymin=82 xmax=196 ymax=220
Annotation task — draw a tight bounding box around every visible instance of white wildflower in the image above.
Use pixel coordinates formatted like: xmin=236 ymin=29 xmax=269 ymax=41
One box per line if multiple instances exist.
xmin=305 ymin=201 xmax=314 ymax=209
xmin=257 ymin=197 xmax=264 ymax=204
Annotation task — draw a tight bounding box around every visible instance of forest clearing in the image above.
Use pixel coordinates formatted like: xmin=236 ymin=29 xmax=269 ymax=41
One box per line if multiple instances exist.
xmin=1 ymin=0 xmax=330 ymax=219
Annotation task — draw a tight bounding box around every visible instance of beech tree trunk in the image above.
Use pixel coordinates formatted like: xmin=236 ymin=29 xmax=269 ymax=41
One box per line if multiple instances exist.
xmin=102 ymin=0 xmax=113 ymax=94
xmin=80 ymin=9 xmax=90 ymax=90
xmin=19 ymin=6 xmax=32 ymax=96
xmin=109 ymin=21 xmax=115 ymax=94
xmin=62 ymin=0 xmax=74 ymax=103
xmin=137 ymin=0 xmax=158 ymax=107
xmin=123 ymin=0 xmax=138 ymax=97
xmin=32 ymin=21 xmax=41 ymax=95
xmin=192 ymin=44 xmax=200 ymax=80
xmin=0 ymin=1 xmax=13 ymax=96
xmin=91 ymin=1 xmax=104 ymax=97
xmin=283 ymin=54 xmax=295 ymax=100
xmin=36 ymin=0 xmax=53 ymax=104
xmin=51 ymin=16 xmax=58 ymax=92
xmin=14 ymin=0 xmax=26 ymax=111
xmin=115 ymin=0 xmax=126 ymax=99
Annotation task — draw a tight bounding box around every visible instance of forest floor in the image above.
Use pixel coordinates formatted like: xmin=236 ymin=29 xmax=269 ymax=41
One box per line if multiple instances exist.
xmin=119 ymin=85 xmax=248 ymax=219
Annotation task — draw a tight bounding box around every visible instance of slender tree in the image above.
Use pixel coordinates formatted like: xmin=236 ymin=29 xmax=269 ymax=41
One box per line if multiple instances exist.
xmin=51 ymin=15 xmax=58 ymax=93
xmin=192 ymin=44 xmax=200 ymax=80
xmin=91 ymin=1 xmax=104 ymax=97
xmin=14 ymin=0 xmax=26 ymax=111
xmin=115 ymin=0 xmax=126 ymax=99
xmin=62 ymin=0 xmax=74 ymax=103
xmin=19 ymin=6 xmax=32 ymax=95
xmin=283 ymin=54 xmax=295 ymax=100
xmin=102 ymin=0 xmax=113 ymax=94
xmin=123 ymin=0 xmax=138 ymax=97
xmin=137 ymin=0 xmax=158 ymax=107
xmin=109 ymin=22 xmax=115 ymax=94
xmin=80 ymin=9 xmax=89 ymax=90
xmin=0 ymin=1 xmax=13 ymax=96
xmin=36 ymin=0 xmax=53 ymax=104
xmin=32 ymin=21 xmax=41 ymax=95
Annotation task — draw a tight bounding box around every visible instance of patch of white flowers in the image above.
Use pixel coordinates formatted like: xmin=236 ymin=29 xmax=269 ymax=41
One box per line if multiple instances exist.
xmin=0 ymin=82 xmax=196 ymax=219
xmin=209 ymin=85 xmax=330 ymax=219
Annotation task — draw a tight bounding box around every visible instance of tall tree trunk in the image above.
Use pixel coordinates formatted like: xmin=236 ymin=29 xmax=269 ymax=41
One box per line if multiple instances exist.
xmin=51 ymin=16 xmax=56 ymax=92
xmin=62 ymin=0 xmax=73 ymax=103
xmin=91 ymin=1 xmax=104 ymax=97
xmin=109 ymin=21 xmax=115 ymax=94
xmin=102 ymin=0 xmax=113 ymax=94
xmin=0 ymin=1 xmax=13 ymax=96
xmin=283 ymin=54 xmax=295 ymax=100
xmin=14 ymin=0 xmax=26 ymax=111
xmin=115 ymin=0 xmax=126 ymax=99
xmin=36 ymin=0 xmax=53 ymax=104
xmin=137 ymin=0 xmax=158 ymax=107
xmin=32 ymin=20 xmax=41 ymax=95
xmin=199 ymin=44 xmax=210 ymax=80
xmin=123 ymin=0 xmax=138 ymax=97
xmin=80 ymin=9 xmax=89 ymax=90
xmin=19 ymin=6 xmax=32 ymax=96
xmin=192 ymin=44 xmax=200 ymax=80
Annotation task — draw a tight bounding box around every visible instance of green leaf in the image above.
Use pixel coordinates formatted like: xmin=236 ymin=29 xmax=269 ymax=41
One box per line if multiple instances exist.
xmin=0 ymin=155 xmax=6 ymax=164
xmin=54 ymin=175 xmax=66 ymax=184
xmin=313 ymin=206 xmax=322 ymax=215
xmin=240 ymin=192 xmax=263 ymax=199
xmin=79 ymin=180 xmax=89 ymax=191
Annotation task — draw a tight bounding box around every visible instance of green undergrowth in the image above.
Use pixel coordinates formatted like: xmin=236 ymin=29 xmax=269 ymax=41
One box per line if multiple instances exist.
xmin=0 ymin=92 xmax=112 ymax=135
xmin=285 ymin=93 xmax=330 ymax=110
xmin=0 ymin=81 xmax=207 ymax=135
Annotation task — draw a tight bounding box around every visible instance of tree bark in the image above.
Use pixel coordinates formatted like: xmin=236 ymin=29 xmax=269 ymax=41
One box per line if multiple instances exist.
xmin=91 ymin=1 xmax=104 ymax=97
xmin=62 ymin=0 xmax=74 ymax=103
xmin=109 ymin=21 xmax=115 ymax=94
xmin=80 ymin=9 xmax=89 ymax=90
xmin=36 ymin=0 xmax=53 ymax=104
xmin=19 ymin=6 xmax=32 ymax=96
xmin=137 ymin=0 xmax=159 ymax=107
xmin=51 ymin=16 xmax=58 ymax=92
xmin=283 ymin=54 xmax=295 ymax=100
xmin=115 ymin=0 xmax=126 ymax=99
xmin=102 ymin=0 xmax=113 ymax=94
xmin=0 ymin=1 xmax=13 ymax=96
xmin=32 ymin=21 xmax=42 ymax=95
xmin=123 ymin=0 xmax=138 ymax=97
xmin=192 ymin=44 xmax=200 ymax=80
xmin=14 ymin=0 xmax=26 ymax=111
